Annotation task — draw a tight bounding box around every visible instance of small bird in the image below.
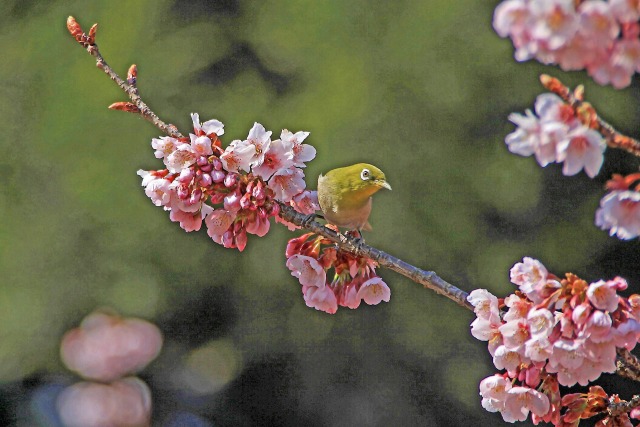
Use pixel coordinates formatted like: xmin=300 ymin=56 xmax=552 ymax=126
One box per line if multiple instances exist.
xmin=317 ymin=163 xmax=391 ymax=232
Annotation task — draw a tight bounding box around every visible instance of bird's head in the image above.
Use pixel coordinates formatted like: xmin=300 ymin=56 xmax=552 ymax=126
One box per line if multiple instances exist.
xmin=332 ymin=163 xmax=391 ymax=196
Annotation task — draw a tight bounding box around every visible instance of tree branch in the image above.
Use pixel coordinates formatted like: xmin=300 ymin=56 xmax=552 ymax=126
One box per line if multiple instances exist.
xmin=66 ymin=17 xmax=183 ymax=139
xmin=278 ymin=203 xmax=474 ymax=311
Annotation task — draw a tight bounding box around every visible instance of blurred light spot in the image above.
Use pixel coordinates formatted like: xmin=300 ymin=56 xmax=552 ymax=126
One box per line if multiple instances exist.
xmin=175 ymin=339 xmax=241 ymax=395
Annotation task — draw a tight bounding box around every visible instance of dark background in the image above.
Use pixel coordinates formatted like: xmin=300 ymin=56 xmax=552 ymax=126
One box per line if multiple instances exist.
xmin=1 ymin=0 xmax=639 ymax=425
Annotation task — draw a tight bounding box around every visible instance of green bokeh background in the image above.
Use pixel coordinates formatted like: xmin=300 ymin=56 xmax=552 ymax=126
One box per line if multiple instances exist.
xmin=1 ymin=0 xmax=639 ymax=425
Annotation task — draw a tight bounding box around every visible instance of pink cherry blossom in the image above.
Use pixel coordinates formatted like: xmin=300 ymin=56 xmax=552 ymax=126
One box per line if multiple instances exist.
xmin=356 ymin=276 xmax=391 ymax=306
xmin=191 ymin=113 xmax=224 ymax=137
xmin=524 ymin=337 xmax=553 ymax=362
xmin=468 ymin=289 xmax=500 ymax=321
xmin=60 ymin=312 xmax=163 ymax=382
xmin=499 ymin=320 xmax=530 ymax=352
xmin=595 ymin=190 xmax=640 ymax=240
xmin=493 ymin=345 xmax=523 ymax=375
xmin=169 ymin=208 xmax=204 ymax=232
xmin=528 ymin=0 xmax=578 ymax=50
xmin=245 ymin=122 xmax=272 ymax=166
xmin=165 ymin=143 xmax=196 ymax=174
xmin=286 ymin=254 xmax=327 ymax=288
xmin=510 ymin=257 xmax=547 ymax=290
xmin=302 ymin=284 xmax=338 ymax=314
xmin=252 ymin=138 xmax=294 ymax=180
xmin=493 ymin=0 xmax=640 ymax=88
xmin=609 ymin=0 xmax=640 ymax=23
xmin=268 ymin=167 xmax=306 ymax=202
xmin=189 ymin=134 xmax=214 ymax=157
xmin=502 ymin=386 xmax=550 ymax=423
xmin=479 ymin=374 xmax=512 ymax=413
xmin=555 ymin=126 xmax=606 ymax=177
xmin=205 ymin=209 xmax=236 ymax=239
xmin=151 ymin=136 xmax=177 ymax=159
xmin=587 ymin=280 xmax=620 ymax=312
xmin=220 ymin=140 xmax=255 ymax=173
xmin=57 ymin=377 xmax=152 ymax=427
xmin=292 ymin=190 xmax=320 ymax=215
xmin=281 ymin=129 xmax=316 ymax=167
xmin=140 ymin=174 xmax=172 ymax=207
xmin=527 ymin=308 xmax=554 ymax=339
xmin=584 ymin=309 xmax=613 ymax=343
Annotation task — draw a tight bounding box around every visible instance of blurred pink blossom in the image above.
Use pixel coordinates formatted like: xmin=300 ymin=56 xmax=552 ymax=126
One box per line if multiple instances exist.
xmin=57 ymin=377 xmax=152 ymax=427
xmin=61 ymin=311 xmax=163 ymax=382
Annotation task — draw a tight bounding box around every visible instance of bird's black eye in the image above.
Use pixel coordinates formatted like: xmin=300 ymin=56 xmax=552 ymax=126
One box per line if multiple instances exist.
xmin=360 ymin=169 xmax=371 ymax=180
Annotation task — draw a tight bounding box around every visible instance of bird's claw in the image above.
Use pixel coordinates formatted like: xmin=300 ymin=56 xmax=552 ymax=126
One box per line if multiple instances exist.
xmin=301 ymin=213 xmax=317 ymax=227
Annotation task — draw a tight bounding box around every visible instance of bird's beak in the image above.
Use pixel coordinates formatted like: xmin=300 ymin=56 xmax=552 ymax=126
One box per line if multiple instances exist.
xmin=377 ymin=180 xmax=392 ymax=191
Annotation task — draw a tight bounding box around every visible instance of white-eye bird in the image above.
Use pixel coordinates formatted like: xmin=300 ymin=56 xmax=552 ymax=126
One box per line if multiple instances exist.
xmin=317 ymin=163 xmax=391 ymax=232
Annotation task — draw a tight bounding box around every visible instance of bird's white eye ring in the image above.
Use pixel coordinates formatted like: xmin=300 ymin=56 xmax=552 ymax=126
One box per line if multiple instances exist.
xmin=360 ymin=168 xmax=371 ymax=180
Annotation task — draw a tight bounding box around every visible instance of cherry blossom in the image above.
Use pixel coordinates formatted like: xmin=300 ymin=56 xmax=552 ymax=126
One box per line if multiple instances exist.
xmin=505 ymin=93 xmax=606 ymax=178
xmin=470 ymin=257 xmax=640 ymax=423
xmin=139 ymin=115 xmax=317 ymax=251
xmin=356 ymin=276 xmax=391 ymax=305
xmin=286 ymin=255 xmax=326 ymax=288
xmin=281 ymin=129 xmax=316 ymax=167
xmin=57 ymin=377 xmax=152 ymax=427
xmin=286 ymin=232 xmax=389 ymax=314
xmin=60 ymin=311 xmax=163 ymax=382
xmin=596 ymin=189 xmax=640 ymax=240
xmin=494 ymin=0 xmax=640 ymax=88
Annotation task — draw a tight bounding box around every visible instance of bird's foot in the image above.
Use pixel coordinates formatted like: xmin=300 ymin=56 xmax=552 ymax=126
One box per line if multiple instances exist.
xmin=301 ymin=213 xmax=322 ymax=227
xmin=345 ymin=230 xmax=366 ymax=251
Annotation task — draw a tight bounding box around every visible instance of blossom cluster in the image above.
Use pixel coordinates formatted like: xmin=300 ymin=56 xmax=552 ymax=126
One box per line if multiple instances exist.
xmin=138 ymin=114 xmax=317 ymax=251
xmin=57 ymin=311 xmax=163 ymax=427
xmin=285 ymin=232 xmax=390 ymax=314
xmin=469 ymin=257 xmax=640 ymax=425
xmin=493 ymin=0 xmax=640 ymax=88
xmin=595 ymin=173 xmax=640 ymax=240
xmin=506 ymin=92 xmax=606 ymax=178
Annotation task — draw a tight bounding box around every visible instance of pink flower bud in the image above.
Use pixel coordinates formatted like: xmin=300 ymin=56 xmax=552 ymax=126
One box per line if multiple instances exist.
xmin=200 ymin=163 xmax=213 ymax=173
xmin=177 ymin=168 xmax=194 ymax=184
xmin=240 ymin=193 xmax=252 ymax=210
xmin=211 ymin=170 xmax=226 ymax=183
xmin=213 ymin=158 xmax=223 ymax=171
xmin=224 ymin=192 xmax=241 ymax=212
xmin=224 ymin=173 xmax=238 ymax=188
xmin=176 ymin=185 xmax=189 ymax=199
xmin=252 ymin=182 xmax=266 ymax=200
xmin=196 ymin=156 xmax=209 ymax=166
xmin=199 ymin=173 xmax=212 ymax=187
xmin=189 ymin=188 xmax=202 ymax=204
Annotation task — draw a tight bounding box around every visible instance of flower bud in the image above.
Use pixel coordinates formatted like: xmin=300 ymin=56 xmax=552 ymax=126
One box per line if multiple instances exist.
xmin=240 ymin=193 xmax=252 ymax=210
xmin=212 ymin=158 xmax=223 ymax=171
xmin=224 ymin=192 xmax=241 ymax=212
xmin=211 ymin=170 xmax=226 ymax=183
xmin=177 ymin=168 xmax=194 ymax=184
xmin=199 ymin=173 xmax=213 ymax=187
xmin=224 ymin=173 xmax=238 ymax=188
xmin=176 ymin=185 xmax=189 ymax=199
xmin=189 ymin=188 xmax=202 ymax=204
xmin=196 ymin=156 xmax=209 ymax=167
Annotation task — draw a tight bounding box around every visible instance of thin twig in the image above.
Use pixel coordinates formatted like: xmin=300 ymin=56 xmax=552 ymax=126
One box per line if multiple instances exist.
xmin=616 ymin=348 xmax=640 ymax=381
xmin=67 ymin=16 xmax=183 ymax=139
xmin=608 ymin=394 xmax=640 ymax=417
xmin=540 ymin=74 xmax=640 ymax=157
